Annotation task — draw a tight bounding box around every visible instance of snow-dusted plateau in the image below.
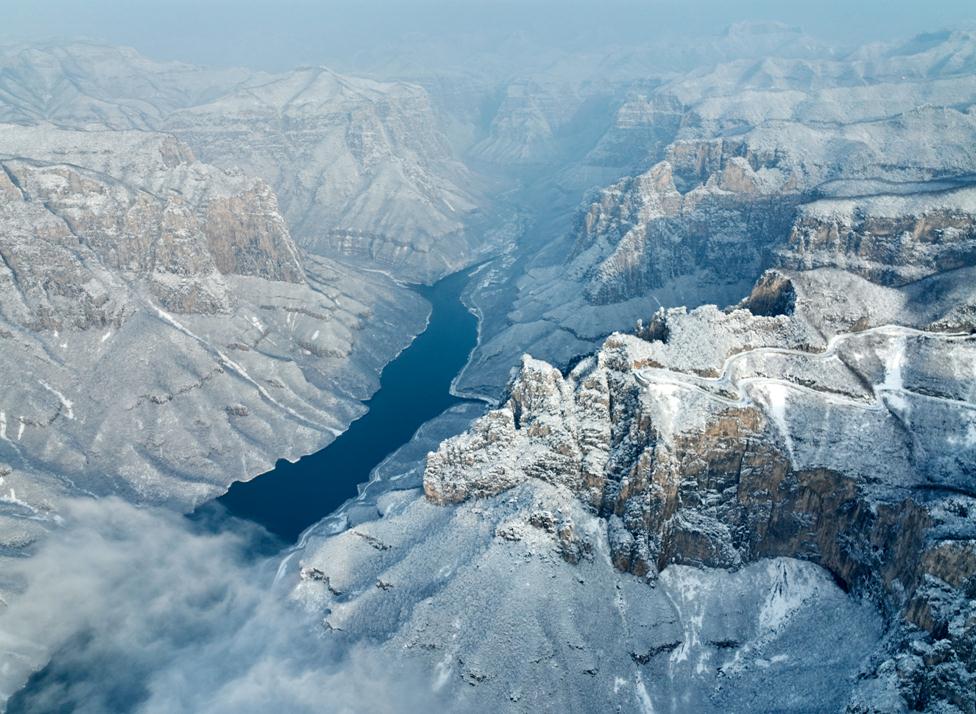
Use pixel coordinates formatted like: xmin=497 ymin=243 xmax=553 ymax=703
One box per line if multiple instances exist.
xmin=0 ymin=21 xmax=974 ymax=713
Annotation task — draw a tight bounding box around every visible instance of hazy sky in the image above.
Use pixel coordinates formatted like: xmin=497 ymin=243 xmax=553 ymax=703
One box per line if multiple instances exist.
xmin=4 ymin=0 xmax=975 ymax=71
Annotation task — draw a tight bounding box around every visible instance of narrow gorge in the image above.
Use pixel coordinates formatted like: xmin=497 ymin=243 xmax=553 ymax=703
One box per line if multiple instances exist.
xmin=0 ymin=14 xmax=974 ymax=714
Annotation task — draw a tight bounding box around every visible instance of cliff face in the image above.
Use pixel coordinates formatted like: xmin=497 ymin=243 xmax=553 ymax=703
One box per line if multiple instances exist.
xmin=778 ymin=191 xmax=976 ymax=286
xmin=0 ymin=43 xmax=483 ymax=282
xmin=0 ymin=42 xmax=487 ymax=569
xmin=423 ymin=70 xmax=976 ymax=701
xmin=0 ymin=125 xmax=303 ymax=324
xmin=559 ymin=108 xmax=976 ymax=308
xmin=458 ymin=31 xmax=976 ymax=400
xmin=163 ymin=68 xmax=481 ymax=281
xmin=424 ymin=262 xmax=976 ymax=710
xmin=568 ymin=158 xmax=800 ymax=305
xmin=0 ymin=123 xmax=427 ymax=558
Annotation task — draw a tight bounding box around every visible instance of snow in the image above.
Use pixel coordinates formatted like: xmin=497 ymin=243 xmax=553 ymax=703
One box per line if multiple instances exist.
xmin=660 ymin=566 xmax=708 ymax=673
xmin=874 ymin=333 xmax=913 ymax=419
xmin=152 ymin=304 xmax=342 ymax=436
xmin=802 ymin=185 xmax=976 ymax=221
xmin=946 ymin=418 xmax=976 ymax=448
xmin=758 ymin=560 xmax=822 ymax=633
xmin=646 ymin=382 xmax=682 ymax=442
xmin=0 ymin=411 xmax=6 ymax=440
xmin=762 ymin=382 xmax=794 ymax=461
xmin=431 ymin=654 xmax=453 ymax=692
xmin=1 ymin=489 xmax=31 ymax=511
xmin=38 ymin=380 xmax=74 ymax=420
xmin=881 ymin=335 xmax=906 ymax=393
xmin=634 ymin=671 xmax=656 ymax=714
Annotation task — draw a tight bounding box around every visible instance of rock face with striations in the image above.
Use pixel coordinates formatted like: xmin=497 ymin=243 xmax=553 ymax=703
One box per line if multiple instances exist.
xmin=0 ymin=40 xmax=487 ymax=586
xmin=0 ymin=124 xmax=303 ymax=321
xmin=425 ymin=260 xmax=976 ymax=710
xmin=163 ymin=68 xmax=481 ymax=281
xmin=777 ymin=190 xmax=976 ymax=286
xmin=290 ymin=174 xmax=975 ymax=712
xmin=0 ymin=42 xmax=483 ymax=282
xmin=458 ymin=30 xmax=976 ymax=399
xmin=420 ymin=49 xmax=976 ymax=701
xmin=424 ymin=271 xmax=976 ymax=711
xmin=0 ymin=122 xmax=427 ymax=565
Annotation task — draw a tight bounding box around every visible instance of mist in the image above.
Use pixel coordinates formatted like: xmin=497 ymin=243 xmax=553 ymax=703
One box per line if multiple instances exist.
xmin=0 ymin=499 xmax=439 ymax=713
xmin=3 ymin=0 xmax=975 ymax=72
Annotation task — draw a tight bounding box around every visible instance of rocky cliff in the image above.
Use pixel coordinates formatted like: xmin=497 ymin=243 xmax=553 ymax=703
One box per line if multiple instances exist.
xmin=0 ymin=42 xmax=484 ymax=282
xmin=0 ymin=124 xmax=303 ymax=321
xmin=286 ymin=36 xmax=976 ymax=703
xmin=163 ymin=68 xmax=481 ymax=281
xmin=424 ymin=262 xmax=976 ymax=710
xmin=0 ymin=123 xmax=426 ymax=565
xmin=288 ymin=175 xmax=976 ymax=712
xmin=459 ymin=30 xmax=976 ymax=399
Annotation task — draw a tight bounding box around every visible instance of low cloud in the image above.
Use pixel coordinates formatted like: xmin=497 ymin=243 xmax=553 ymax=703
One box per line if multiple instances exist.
xmin=0 ymin=498 xmax=437 ymax=713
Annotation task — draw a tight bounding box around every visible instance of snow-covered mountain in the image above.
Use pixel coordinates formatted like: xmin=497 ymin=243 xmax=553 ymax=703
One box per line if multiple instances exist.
xmin=1 ymin=26 xmax=975 ymax=714
xmin=280 ymin=29 xmax=976 ymax=713
xmin=287 ymin=198 xmax=976 ymax=714
xmin=459 ymin=30 xmax=976 ymax=398
xmin=0 ymin=42 xmax=485 ymax=281
xmin=0 ymin=121 xmax=430 ymax=581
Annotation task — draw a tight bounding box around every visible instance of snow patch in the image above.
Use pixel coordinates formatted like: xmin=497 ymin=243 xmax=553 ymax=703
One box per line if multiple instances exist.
xmin=762 ymin=383 xmax=793 ymax=462
xmin=661 ymin=566 xmax=709 ymax=675
xmin=647 ymin=381 xmax=683 ymax=442
xmin=1 ymin=489 xmax=32 ymax=512
xmin=634 ymin=671 xmax=656 ymax=713
xmin=758 ymin=560 xmax=823 ymax=634
xmin=38 ymin=380 xmax=74 ymax=420
xmin=878 ymin=334 xmax=911 ymax=417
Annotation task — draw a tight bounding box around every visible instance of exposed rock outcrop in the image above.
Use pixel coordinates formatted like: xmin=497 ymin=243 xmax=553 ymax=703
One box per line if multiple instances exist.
xmin=0 ymin=43 xmax=484 ymax=282
xmin=459 ymin=30 xmax=976 ymax=399
xmin=0 ymin=124 xmax=303 ymax=324
xmin=778 ymin=189 xmax=976 ymax=286
xmin=0 ymin=123 xmax=427 ymax=558
xmin=425 ymin=264 xmax=976 ymax=711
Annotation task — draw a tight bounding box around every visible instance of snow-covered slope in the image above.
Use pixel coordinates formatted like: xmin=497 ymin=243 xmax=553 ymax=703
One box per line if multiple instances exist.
xmin=0 ymin=123 xmax=426 ymax=560
xmin=460 ymin=30 xmax=976 ymax=398
xmin=0 ymin=42 xmax=485 ymax=281
xmin=281 ymin=31 xmax=976 ymax=713
xmin=297 ymin=262 xmax=974 ymax=712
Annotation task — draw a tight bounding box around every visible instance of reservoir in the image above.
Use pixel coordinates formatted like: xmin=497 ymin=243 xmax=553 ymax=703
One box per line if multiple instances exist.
xmin=211 ymin=267 xmax=480 ymax=543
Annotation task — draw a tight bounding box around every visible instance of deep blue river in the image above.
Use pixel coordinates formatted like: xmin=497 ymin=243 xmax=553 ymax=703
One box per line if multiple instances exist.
xmin=211 ymin=266 xmax=480 ymax=543
xmin=6 ymin=269 xmax=482 ymax=714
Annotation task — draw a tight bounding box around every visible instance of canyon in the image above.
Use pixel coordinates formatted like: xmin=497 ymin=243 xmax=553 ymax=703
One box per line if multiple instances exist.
xmin=0 ymin=23 xmax=974 ymax=714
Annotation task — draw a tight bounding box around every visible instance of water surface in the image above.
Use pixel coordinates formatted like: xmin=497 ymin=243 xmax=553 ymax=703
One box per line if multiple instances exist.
xmin=213 ymin=267 xmax=480 ymax=542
